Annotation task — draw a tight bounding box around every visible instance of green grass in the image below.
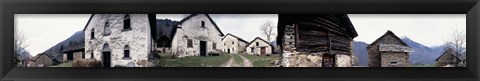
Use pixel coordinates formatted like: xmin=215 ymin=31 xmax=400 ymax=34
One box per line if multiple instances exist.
xmin=49 ymin=61 xmax=73 ymax=67
xmin=232 ymin=54 xmax=244 ymax=65
xmin=158 ymin=53 xmax=230 ymax=67
xmin=242 ymin=54 xmax=280 ymax=67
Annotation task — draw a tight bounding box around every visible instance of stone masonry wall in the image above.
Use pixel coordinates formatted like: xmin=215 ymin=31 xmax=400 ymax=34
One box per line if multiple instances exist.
xmin=171 ymin=14 xmax=224 ymax=58
xmin=85 ymin=14 xmax=151 ymax=67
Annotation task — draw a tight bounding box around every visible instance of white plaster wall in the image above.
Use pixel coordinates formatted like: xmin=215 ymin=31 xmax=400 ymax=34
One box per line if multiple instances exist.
xmin=221 ymin=35 xmax=247 ymax=54
xmin=84 ymin=14 xmax=151 ymax=67
xmin=245 ymin=38 xmax=272 ymax=55
xmin=171 ymin=14 xmax=224 ymax=57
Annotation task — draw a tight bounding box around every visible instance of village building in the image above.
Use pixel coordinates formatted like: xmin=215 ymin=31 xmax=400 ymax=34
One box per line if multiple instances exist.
xmin=277 ymin=14 xmax=358 ymax=67
xmin=435 ymin=48 xmax=461 ymax=67
xmin=83 ymin=14 xmax=155 ymax=67
xmin=367 ymin=30 xmax=413 ymax=67
xmin=222 ymin=33 xmax=249 ymax=54
xmin=246 ymin=37 xmax=273 ymax=55
xmin=28 ymin=53 xmax=60 ymax=67
xmin=154 ymin=19 xmax=178 ymax=54
xmin=62 ymin=44 xmax=85 ymax=62
xmin=169 ymin=14 xmax=225 ymax=57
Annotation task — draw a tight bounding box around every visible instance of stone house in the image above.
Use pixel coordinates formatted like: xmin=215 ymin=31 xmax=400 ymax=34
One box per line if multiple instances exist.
xmin=170 ymin=14 xmax=225 ymax=57
xmin=277 ymin=14 xmax=358 ymax=67
xmin=29 ymin=53 xmax=60 ymax=67
xmin=367 ymin=30 xmax=413 ymax=67
xmin=246 ymin=37 xmax=273 ymax=55
xmin=222 ymin=33 xmax=248 ymax=54
xmin=62 ymin=44 xmax=85 ymax=62
xmin=435 ymin=48 xmax=461 ymax=67
xmin=83 ymin=14 xmax=155 ymax=67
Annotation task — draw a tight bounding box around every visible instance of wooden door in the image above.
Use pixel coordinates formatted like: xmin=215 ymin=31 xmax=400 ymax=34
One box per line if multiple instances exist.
xmin=200 ymin=41 xmax=207 ymax=56
xmin=102 ymin=52 xmax=111 ymax=67
xmin=260 ymin=47 xmax=266 ymax=55
xmin=322 ymin=54 xmax=335 ymax=67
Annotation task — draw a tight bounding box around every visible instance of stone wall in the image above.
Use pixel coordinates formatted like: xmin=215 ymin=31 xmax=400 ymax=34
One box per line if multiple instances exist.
xmin=380 ymin=52 xmax=409 ymax=67
xmin=84 ymin=14 xmax=152 ymax=67
xmin=245 ymin=38 xmax=273 ymax=55
xmin=171 ymin=14 xmax=224 ymax=58
xmin=368 ymin=31 xmax=410 ymax=67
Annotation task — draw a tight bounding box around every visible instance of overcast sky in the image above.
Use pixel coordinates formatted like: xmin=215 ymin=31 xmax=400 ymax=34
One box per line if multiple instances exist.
xmin=16 ymin=14 xmax=465 ymax=56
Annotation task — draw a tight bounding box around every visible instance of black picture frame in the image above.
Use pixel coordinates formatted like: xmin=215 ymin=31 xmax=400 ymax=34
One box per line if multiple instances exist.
xmin=1 ymin=0 xmax=478 ymax=81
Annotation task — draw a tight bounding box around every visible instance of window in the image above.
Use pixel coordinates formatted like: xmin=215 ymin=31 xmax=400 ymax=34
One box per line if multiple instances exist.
xmin=213 ymin=43 xmax=216 ymax=49
xmin=390 ymin=62 xmax=398 ymax=65
xmin=90 ymin=52 xmax=94 ymax=58
xmin=123 ymin=45 xmax=131 ymax=59
xmin=232 ymin=48 xmax=234 ymax=52
xmin=103 ymin=20 xmax=111 ymax=36
xmin=82 ymin=52 xmax=85 ymax=59
xmin=91 ymin=29 xmax=95 ymax=39
xmin=256 ymin=42 xmax=259 ymax=46
xmin=123 ymin=14 xmax=131 ymax=31
xmin=251 ymin=47 xmax=254 ymax=53
xmin=201 ymin=21 xmax=205 ymax=27
xmin=187 ymin=39 xmax=193 ymax=48
xmin=231 ymin=41 xmax=234 ymax=44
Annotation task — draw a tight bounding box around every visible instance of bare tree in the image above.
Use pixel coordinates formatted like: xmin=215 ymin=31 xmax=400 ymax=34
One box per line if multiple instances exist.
xmin=444 ymin=29 xmax=466 ymax=67
xmin=260 ymin=20 xmax=276 ymax=42
xmin=14 ymin=31 xmax=30 ymax=66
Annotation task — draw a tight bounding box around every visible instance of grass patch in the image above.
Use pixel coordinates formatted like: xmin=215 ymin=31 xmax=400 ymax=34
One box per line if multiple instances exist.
xmin=242 ymin=54 xmax=279 ymax=67
xmin=232 ymin=54 xmax=244 ymax=65
xmin=49 ymin=61 xmax=73 ymax=67
xmin=158 ymin=53 xmax=230 ymax=67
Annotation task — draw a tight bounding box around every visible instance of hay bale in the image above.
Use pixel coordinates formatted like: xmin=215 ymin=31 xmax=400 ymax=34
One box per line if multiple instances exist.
xmin=72 ymin=59 xmax=101 ymax=67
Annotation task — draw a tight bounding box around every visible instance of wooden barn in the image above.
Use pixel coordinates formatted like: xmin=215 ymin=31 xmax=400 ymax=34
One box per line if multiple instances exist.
xmin=222 ymin=33 xmax=249 ymax=54
xmin=170 ymin=14 xmax=225 ymax=57
xmin=29 ymin=53 xmax=60 ymax=67
xmin=367 ymin=30 xmax=413 ymax=67
xmin=435 ymin=48 xmax=461 ymax=67
xmin=62 ymin=44 xmax=85 ymax=62
xmin=245 ymin=37 xmax=273 ymax=56
xmin=277 ymin=14 xmax=358 ymax=67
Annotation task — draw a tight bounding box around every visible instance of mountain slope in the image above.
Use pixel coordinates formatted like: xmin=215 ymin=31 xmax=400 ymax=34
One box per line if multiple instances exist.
xmin=42 ymin=31 xmax=85 ymax=62
xmin=353 ymin=37 xmax=447 ymax=66
xmin=353 ymin=41 xmax=368 ymax=66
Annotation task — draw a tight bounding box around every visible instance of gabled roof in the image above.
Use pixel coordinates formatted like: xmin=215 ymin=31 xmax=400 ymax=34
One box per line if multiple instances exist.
xmin=82 ymin=14 xmax=95 ymax=31
xmin=247 ymin=37 xmax=274 ymax=48
xmin=367 ymin=30 xmax=410 ymax=48
xmin=31 ymin=53 xmax=55 ymax=62
xmin=435 ymin=48 xmax=462 ymax=62
xmin=62 ymin=44 xmax=85 ymax=53
xmin=222 ymin=33 xmax=249 ymax=43
xmin=174 ymin=14 xmax=225 ymax=36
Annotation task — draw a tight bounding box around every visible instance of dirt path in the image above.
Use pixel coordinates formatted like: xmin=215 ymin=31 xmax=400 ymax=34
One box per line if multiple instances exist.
xmin=238 ymin=54 xmax=253 ymax=67
xmin=220 ymin=54 xmax=234 ymax=67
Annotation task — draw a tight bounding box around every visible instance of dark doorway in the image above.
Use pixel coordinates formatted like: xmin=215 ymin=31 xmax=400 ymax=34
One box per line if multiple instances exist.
xmin=260 ymin=47 xmax=266 ymax=55
xmin=200 ymin=41 xmax=207 ymax=56
xmin=67 ymin=53 xmax=74 ymax=61
xmin=227 ymin=49 xmax=231 ymax=54
xmin=322 ymin=54 xmax=335 ymax=67
xmin=102 ymin=52 xmax=111 ymax=67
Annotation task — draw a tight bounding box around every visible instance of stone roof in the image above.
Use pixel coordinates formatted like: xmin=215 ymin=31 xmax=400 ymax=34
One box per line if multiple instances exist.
xmin=222 ymin=33 xmax=249 ymax=43
xmin=368 ymin=30 xmax=410 ymax=48
xmin=62 ymin=44 xmax=85 ymax=53
xmin=378 ymin=44 xmax=413 ymax=52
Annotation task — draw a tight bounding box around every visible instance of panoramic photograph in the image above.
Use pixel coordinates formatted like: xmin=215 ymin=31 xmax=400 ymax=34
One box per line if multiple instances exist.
xmin=14 ymin=14 xmax=466 ymax=67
